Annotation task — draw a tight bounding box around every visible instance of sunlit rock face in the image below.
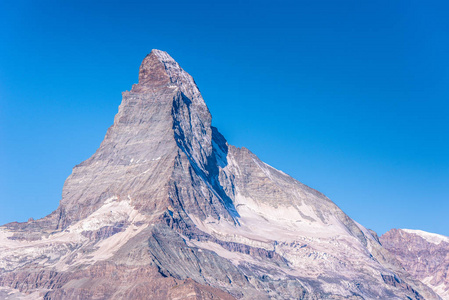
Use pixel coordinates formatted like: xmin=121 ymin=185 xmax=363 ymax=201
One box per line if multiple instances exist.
xmin=381 ymin=229 xmax=449 ymax=299
xmin=0 ymin=50 xmax=442 ymax=299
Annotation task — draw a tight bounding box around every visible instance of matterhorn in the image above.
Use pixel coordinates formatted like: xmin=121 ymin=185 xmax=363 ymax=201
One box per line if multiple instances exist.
xmin=0 ymin=50 xmax=445 ymax=299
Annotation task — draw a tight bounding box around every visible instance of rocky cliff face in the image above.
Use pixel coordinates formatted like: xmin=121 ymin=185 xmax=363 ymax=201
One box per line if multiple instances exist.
xmin=0 ymin=50 xmax=442 ymax=299
xmin=381 ymin=229 xmax=449 ymax=299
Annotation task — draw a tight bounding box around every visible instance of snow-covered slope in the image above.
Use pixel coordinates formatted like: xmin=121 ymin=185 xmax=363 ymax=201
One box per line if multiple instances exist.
xmin=402 ymin=229 xmax=449 ymax=245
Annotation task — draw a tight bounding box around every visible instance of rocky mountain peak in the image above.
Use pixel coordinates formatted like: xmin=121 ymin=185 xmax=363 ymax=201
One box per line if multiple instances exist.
xmin=132 ymin=49 xmax=202 ymax=101
xmin=48 ymin=50 xmax=215 ymax=229
xmin=0 ymin=50 xmax=444 ymax=300
xmin=135 ymin=49 xmax=171 ymax=88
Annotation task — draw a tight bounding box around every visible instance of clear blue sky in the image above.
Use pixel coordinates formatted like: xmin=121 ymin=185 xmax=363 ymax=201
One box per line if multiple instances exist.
xmin=1 ymin=0 xmax=448 ymax=236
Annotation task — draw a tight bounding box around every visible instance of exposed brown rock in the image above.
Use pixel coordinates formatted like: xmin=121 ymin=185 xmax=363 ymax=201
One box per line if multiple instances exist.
xmin=381 ymin=228 xmax=449 ymax=299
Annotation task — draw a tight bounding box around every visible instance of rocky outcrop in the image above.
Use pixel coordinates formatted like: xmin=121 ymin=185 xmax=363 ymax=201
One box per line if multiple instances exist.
xmin=0 ymin=50 xmax=442 ymax=299
xmin=381 ymin=229 xmax=449 ymax=299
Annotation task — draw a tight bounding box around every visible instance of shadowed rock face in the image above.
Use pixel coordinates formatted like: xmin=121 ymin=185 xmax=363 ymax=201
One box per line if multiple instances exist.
xmin=0 ymin=50 xmax=442 ymax=299
xmin=381 ymin=229 xmax=449 ymax=299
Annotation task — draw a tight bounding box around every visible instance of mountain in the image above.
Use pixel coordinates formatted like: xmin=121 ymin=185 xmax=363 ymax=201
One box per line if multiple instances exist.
xmin=381 ymin=229 xmax=449 ymax=299
xmin=0 ymin=50 xmax=442 ymax=299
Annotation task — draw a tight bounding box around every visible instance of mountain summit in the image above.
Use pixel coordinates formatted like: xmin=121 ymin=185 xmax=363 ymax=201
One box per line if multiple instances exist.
xmin=0 ymin=50 xmax=442 ymax=299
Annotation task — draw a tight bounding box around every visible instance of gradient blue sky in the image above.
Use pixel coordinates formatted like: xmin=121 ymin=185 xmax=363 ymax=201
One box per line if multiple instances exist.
xmin=1 ymin=0 xmax=448 ymax=236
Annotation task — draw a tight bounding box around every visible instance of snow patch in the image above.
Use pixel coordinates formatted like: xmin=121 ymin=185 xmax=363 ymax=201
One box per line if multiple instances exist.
xmin=188 ymin=191 xmax=353 ymax=253
xmin=422 ymin=276 xmax=449 ymax=299
xmin=402 ymin=229 xmax=449 ymax=245
xmin=0 ymin=195 xmax=148 ymax=272
xmin=0 ymin=286 xmax=43 ymax=300
xmin=68 ymin=196 xmax=144 ymax=233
